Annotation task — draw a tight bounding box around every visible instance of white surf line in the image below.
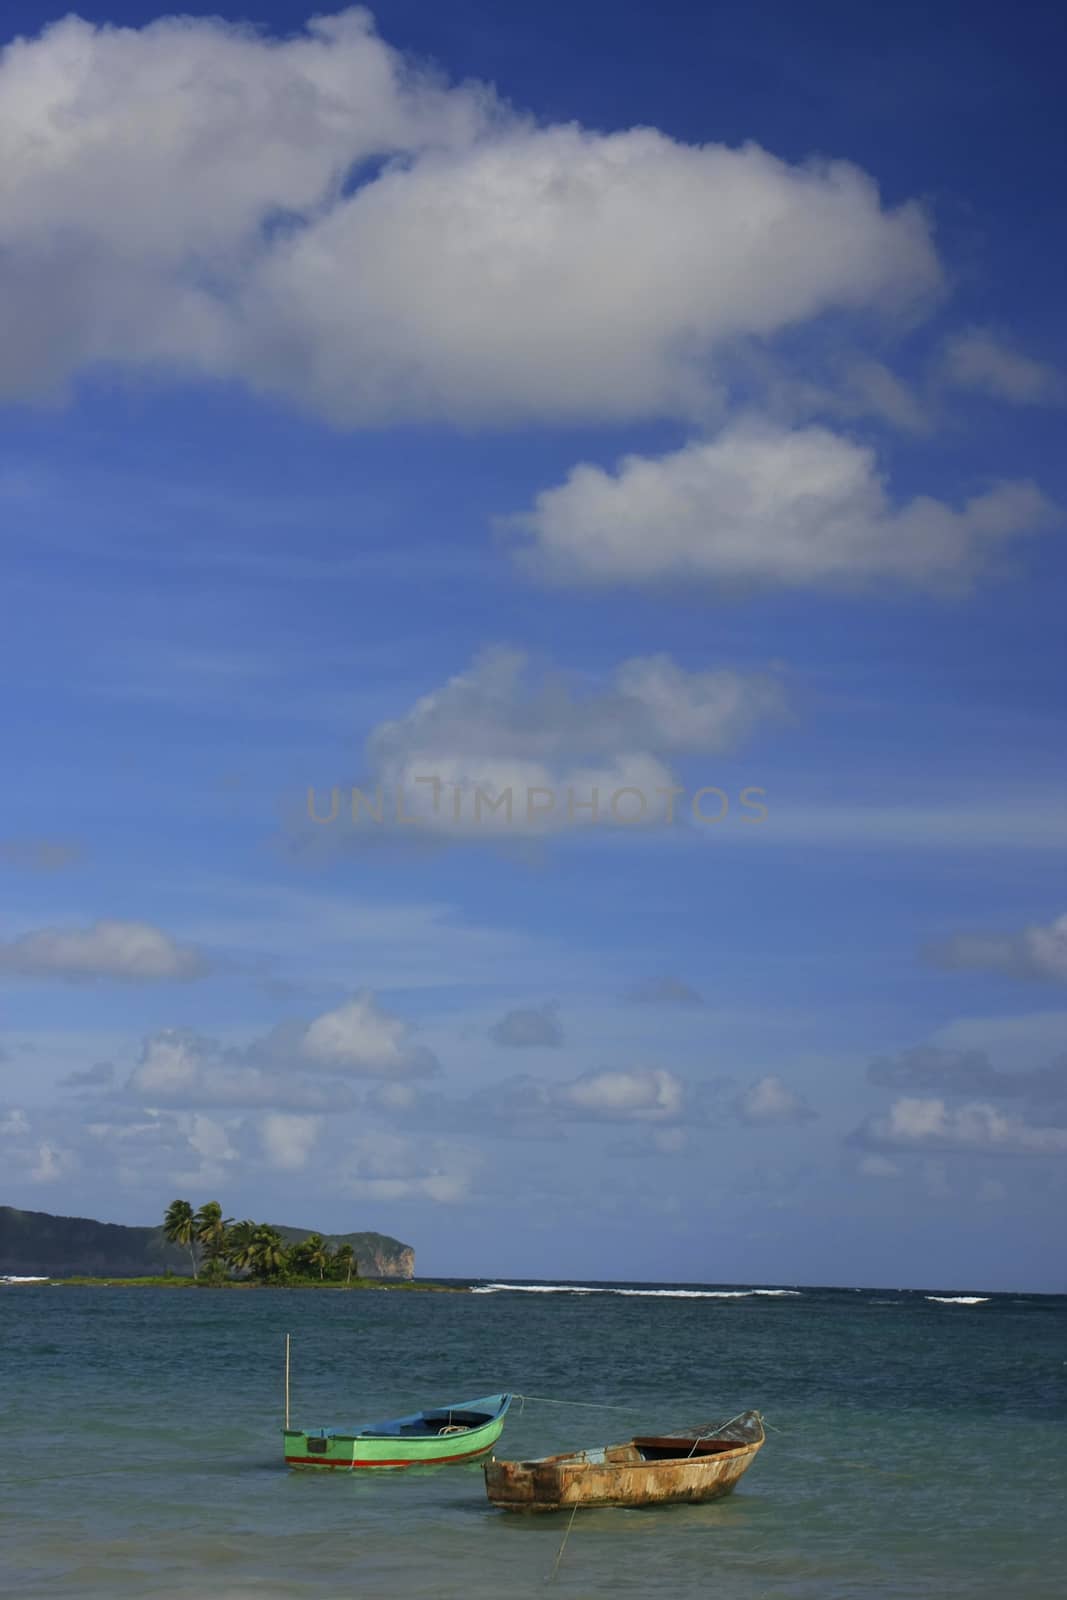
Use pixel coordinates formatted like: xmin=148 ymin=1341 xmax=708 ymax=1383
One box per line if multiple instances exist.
xmin=925 ymin=1295 xmax=990 ymax=1305
xmin=471 ymin=1282 xmax=802 ymax=1298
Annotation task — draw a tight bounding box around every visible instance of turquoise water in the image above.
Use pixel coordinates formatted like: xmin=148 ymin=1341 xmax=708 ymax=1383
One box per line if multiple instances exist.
xmin=2 ymin=1281 xmax=1064 ymax=1598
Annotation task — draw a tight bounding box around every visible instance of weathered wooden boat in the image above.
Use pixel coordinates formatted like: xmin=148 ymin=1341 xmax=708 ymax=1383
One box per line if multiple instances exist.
xmin=484 ymin=1409 xmax=764 ymax=1511
xmin=284 ymin=1392 xmax=512 ymax=1469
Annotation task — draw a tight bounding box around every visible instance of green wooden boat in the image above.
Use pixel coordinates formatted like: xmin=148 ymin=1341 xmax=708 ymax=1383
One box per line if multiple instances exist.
xmin=284 ymin=1392 xmax=512 ymax=1470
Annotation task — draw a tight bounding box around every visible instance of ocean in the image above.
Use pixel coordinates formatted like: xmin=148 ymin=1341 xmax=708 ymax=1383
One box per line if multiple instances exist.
xmin=2 ymin=1280 xmax=1064 ymax=1598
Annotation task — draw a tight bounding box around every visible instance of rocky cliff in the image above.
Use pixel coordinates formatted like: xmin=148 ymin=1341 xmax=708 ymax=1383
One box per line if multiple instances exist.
xmin=274 ymin=1225 xmax=415 ymax=1279
xmin=0 ymin=1205 xmax=414 ymax=1279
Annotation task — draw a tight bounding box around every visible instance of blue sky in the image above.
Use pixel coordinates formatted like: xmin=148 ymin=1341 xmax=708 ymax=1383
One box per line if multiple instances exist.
xmin=2 ymin=2 xmax=1065 ymax=1290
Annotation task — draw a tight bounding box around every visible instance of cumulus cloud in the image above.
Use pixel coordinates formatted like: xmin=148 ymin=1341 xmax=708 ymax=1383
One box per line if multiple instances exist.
xmin=0 ymin=11 xmax=939 ymax=423
xmin=352 ymin=647 xmax=782 ymax=837
xmin=489 ymin=1003 xmax=564 ymax=1048
xmin=125 ymin=1030 xmax=343 ymax=1109
xmin=0 ymin=919 xmax=208 ymax=982
xmin=941 ymin=328 xmax=1065 ymax=406
xmin=510 ymin=417 xmax=1054 ymax=592
xmin=122 ymin=992 xmax=434 ymax=1110
xmin=733 ymin=1074 xmax=817 ymax=1125
xmin=168 ymin=1112 xmax=240 ymax=1186
xmin=852 ymin=1097 xmax=1067 ymax=1157
xmin=115 ymin=992 xmax=428 ymax=1107
xmin=259 ymin=1112 xmax=321 ymax=1171
xmin=300 ymin=992 xmax=438 ymax=1077
xmin=556 ymin=1069 xmax=684 ymax=1122
xmin=371 ymin=1067 xmax=693 ymax=1137
xmin=0 ymin=837 xmax=85 ymax=871
xmin=867 ymin=1045 xmax=1067 ymax=1104
xmin=927 ymin=913 xmax=1067 ymax=984
xmin=625 ymin=976 xmax=703 ymax=1008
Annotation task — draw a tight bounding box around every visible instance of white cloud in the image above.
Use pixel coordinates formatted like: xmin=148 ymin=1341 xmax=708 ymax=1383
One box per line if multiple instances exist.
xmin=1 ymin=1108 xmax=30 ymax=1137
xmin=129 ymin=1029 xmax=338 ymax=1109
xmin=245 ymin=126 xmax=939 ymax=426
xmin=121 ymin=993 xmax=435 ymax=1111
xmin=259 ymin=1112 xmax=321 ymax=1171
xmin=358 ymin=647 xmax=781 ymax=837
xmin=511 ymin=417 xmax=1054 ymax=592
xmin=0 ymin=919 xmax=207 ymax=982
xmin=0 ymin=11 xmax=939 ymax=422
xmin=733 ymin=1074 xmax=817 ymax=1125
xmin=941 ymin=328 xmax=1064 ymax=405
xmin=929 ymin=913 xmax=1067 ymax=984
xmin=300 ymin=992 xmax=437 ymax=1077
xmin=174 ymin=1115 xmax=238 ymax=1186
xmin=557 ymin=1069 xmax=684 ymax=1122
xmin=855 ymin=1097 xmax=1067 ymax=1157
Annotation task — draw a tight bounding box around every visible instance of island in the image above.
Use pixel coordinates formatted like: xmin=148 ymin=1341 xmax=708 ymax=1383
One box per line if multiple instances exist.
xmin=0 ymin=1201 xmax=461 ymax=1290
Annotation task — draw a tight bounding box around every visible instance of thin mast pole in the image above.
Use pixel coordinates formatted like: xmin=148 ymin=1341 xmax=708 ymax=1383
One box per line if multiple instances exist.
xmin=285 ymin=1332 xmax=291 ymax=1430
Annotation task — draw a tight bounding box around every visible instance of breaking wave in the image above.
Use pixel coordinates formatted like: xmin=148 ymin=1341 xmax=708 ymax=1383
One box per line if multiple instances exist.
xmin=470 ymin=1282 xmax=802 ymax=1298
xmin=926 ymin=1295 xmax=990 ymax=1305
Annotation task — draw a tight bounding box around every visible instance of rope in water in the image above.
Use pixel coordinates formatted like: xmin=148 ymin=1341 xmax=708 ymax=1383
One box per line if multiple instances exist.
xmin=546 ymin=1503 xmax=579 ymax=1585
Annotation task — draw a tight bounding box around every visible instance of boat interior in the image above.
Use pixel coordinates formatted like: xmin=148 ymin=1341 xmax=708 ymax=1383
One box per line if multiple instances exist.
xmin=521 ymin=1436 xmax=745 ymax=1468
xmin=358 ymin=1409 xmax=497 ymax=1438
xmin=302 ymin=1395 xmax=507 ymax=1441
xmin=632 ymin=1436 xmax=744 ymax=1460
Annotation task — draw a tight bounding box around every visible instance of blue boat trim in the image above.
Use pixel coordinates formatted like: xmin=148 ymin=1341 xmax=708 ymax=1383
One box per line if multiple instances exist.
xmin=307 ymin=1392 xmax=511 ymax=1440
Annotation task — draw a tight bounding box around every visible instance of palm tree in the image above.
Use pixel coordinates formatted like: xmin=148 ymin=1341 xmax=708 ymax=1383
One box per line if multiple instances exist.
xmin=195 ymin=1201 xmax=233 ymax=1269
xmin=335 ymin=1243 xmax=356 ymax=1286
xmin=163 ymin=1198 xmax=198 ymax=1279
xmin=225 ymin=1220 xmax=259 ymax=1277
xmin=302 ymin=1233 xmax=330 ymax=1281
xmin=249 ymin=1226 xmax=288 ymax=1282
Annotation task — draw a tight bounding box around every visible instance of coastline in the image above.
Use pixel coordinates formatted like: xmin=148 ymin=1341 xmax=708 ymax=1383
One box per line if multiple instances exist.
xmin=37 ymin=1276 xmax=465 ymax=1292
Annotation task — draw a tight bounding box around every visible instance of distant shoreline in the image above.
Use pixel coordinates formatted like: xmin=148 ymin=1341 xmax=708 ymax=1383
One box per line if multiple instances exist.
xmin=32 ymin=1275 xmax=465 ymax=1292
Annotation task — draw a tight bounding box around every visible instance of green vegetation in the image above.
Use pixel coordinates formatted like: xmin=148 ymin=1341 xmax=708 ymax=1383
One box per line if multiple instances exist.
xmin=48 ymin=1273 xmax=460 ymax=1291
xmin=162 ymin=1198 xmax=198 ymax=1278
xmin=159 ymin=1200 xmax=360 ymax=1285
xmin=0 ymin=1204 xmax=415 ymax=1279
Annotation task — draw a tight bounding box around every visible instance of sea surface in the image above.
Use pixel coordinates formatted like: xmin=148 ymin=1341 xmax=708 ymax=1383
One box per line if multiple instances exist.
xmin=2 ymin=1280 xmax=1065 ymax=1599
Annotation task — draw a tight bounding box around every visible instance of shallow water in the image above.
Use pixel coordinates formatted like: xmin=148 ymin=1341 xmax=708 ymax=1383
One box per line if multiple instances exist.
xmin=2 ymin=1281 xmax=1064 ymax=1598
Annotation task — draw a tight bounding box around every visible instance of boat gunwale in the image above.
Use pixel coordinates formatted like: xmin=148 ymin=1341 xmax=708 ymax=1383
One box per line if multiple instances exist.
xmin=286 ymin=1391 xmax=511 ymax=1444
xmin=502 ymin=1415 xmax=764 ymax=1474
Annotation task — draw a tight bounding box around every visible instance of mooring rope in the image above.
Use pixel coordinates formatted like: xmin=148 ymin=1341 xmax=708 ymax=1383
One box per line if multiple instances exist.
xmin=515 ymin=1393 xmax=649 ymax=1413
xmin=683 ymin=1409 xmax=753 ymax=1458
xmin=546 ymin=1502 xmax=579 ymax=1585
xmin=515 ymin=1394 xmax=766 ymax=1440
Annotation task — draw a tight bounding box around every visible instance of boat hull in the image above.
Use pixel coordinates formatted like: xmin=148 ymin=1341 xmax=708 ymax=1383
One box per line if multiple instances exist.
xmin=285 ymin=1393 xmax=510 ymax=1470
xmin=484 ymin=1414 xmax=764 ymax=1511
